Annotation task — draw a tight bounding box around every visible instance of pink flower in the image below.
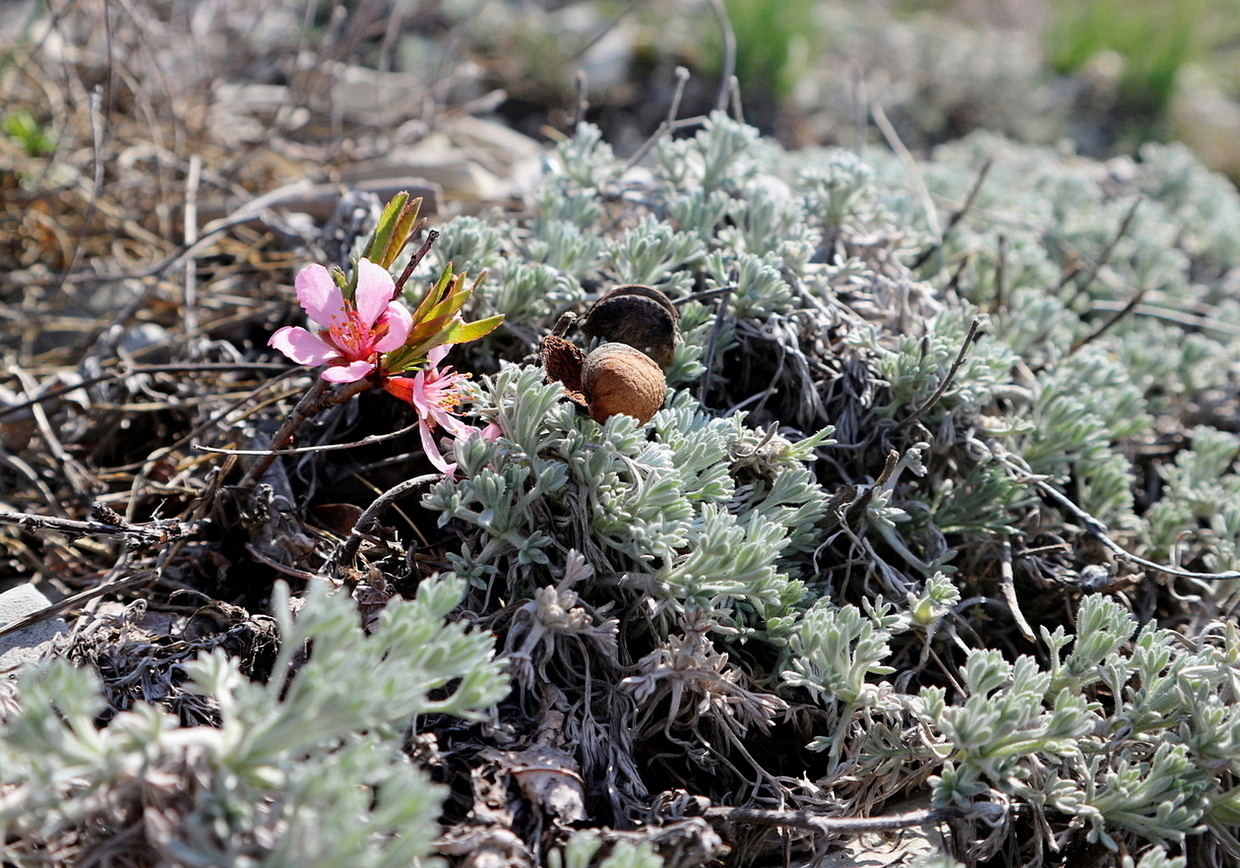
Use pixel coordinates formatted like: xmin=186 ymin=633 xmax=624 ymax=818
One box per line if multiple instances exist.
xmin=385 ymin=345 xmax=477 ymax=475
xmin=269 ymin=259 xmax=413 ymax=383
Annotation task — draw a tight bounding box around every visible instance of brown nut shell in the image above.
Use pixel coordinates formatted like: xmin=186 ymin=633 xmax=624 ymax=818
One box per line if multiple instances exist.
xmin=579 ymin=284 xmax=679 ymax=369
xmin=581 ymin=342 xmax=665 ymax=425
xmin=540 ymin=333 xmax=588 ymax=407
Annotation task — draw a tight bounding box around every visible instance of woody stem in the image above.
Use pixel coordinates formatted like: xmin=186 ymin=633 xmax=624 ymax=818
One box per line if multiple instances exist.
xmin=239 ymin=376 xmax=373 ymax=488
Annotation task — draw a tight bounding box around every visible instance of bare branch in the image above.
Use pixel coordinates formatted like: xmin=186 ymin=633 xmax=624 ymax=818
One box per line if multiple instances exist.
xmin=704 ymin=804 xmax=955 ymax=834
xmin=911 ymin=156 xmax=992 ymax=269
xmin=0 ymin=509 xmax=194 ymax=548
xmin=328 ymin=474 xmax=441 ymax=572
xmin=995 ymin=448 xmax=1240 ymax=582
xmin=901 ymin=316 xmax=984 ymax=426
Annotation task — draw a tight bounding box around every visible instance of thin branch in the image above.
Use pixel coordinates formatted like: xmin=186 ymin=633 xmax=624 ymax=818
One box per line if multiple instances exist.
xmin=674 ymin=286 xmax=733 ymax=306
xmin=0 ymin=509 xmax=195 ymax=548
xmin=76 ymin=276 xmax=162 ymax=389
xmin=111 ymin=369 xmax=302 ymax=493
xmin=24 ymin=179 xmax=321 ymax=289
xmin=705 ymin=0 xmax=736 ymax=113
xmin=995 ymin=449 xmax=1240 ymax=582
xmin=0 ymin=363 xmax=293 ymax=421
xmin=852 ymin=67 xmax=867 ymax=154
xmin=728 ymin=75 xmax=744 ymax=124
xmin=238 ymin=377 xmax=373 ymax=488
xmin=506 ymin=0 xmax=643 ymax=83
xmin=1000 ymin=537 xmax=1035 ymax=642
xmin=872 ymin=103 xmax=940 ymax=239
xmin=246 ymin=543 xmax=323 ymax=581
xmin=734 ymin=423 xmax=779 ymax=459
xmin=703 ymin=805 xmax=954 ymax=835
xmin=1069 ymin=288 xmax=1147 ymax=354
xmin=8 ymin=363 xmax=92 ymax=501
xmin=901 ymin=316 xmax=984 ymax=426
xmin=697 ymin=284 xmax=734 ymax=404
xmin=1038 ymin=478 xmax=1240 ymax=581
xmin=52 ymin=82 xmax=107 ymax=302
xmin=1088 ymin=299 xmax=1240 ymax=337
xmin=623 ymin=66 xmax=692 ymax=172
xmin=945 ymin=252 xmax=972 ymax=295
xmin=0 ymin=362 xmax=292 ymax=426
xmin=570 ymin=69 xmax=589 ymax=132
xmin=911 ymin=157 xmax=992 ymax=269
xmin=839 ymin=450 xmax=900 ymax=526
xmin=196 ymin=417 xmax=422 ymax=457
xmin=183 ymin=152 xmax=202 ymax=337
xmin=1061 ymin=199 xmax=1141 ymax=303
xmin=327 ymin=474 xmax=441 ymax=572
xmin=393 ymin=227 xmax=438 ymax=296
xmin=993 ymin=233 xmax=1008 ymax=314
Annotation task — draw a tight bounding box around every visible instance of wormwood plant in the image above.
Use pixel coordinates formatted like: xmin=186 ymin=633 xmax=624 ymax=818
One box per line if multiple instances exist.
xmin=395 ymin=114 xmax=1240 ymax=865
xmin=0 ymin=579 xmax=507 ymax=866
xmin=5 ymin=110 xmax=1240 ymax=868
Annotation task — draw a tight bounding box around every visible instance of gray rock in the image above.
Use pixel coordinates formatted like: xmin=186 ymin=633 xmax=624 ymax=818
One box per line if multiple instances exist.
xmin=0 ymin=584 xmax=69 ymax=671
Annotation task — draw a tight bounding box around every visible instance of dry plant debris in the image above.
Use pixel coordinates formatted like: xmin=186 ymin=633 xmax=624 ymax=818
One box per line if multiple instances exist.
xmin=2 ymin=4 xmax=1240 ymax=868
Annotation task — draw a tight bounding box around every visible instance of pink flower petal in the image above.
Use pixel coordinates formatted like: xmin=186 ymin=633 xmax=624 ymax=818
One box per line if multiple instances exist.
xmin=407 ymin=370 xmax=432 ymax=416
xmin=432 ymin=408 xmax=472 ymax=438
xmin=428 ymin=344 xmax=451 ymax=365
xmin=295 ymin=264 xmax=346 ymax=328
xmin=270 ymin=326 xmax=341 ymax=366
xmin=419 ymin=419 xmax=457 ymax=476
xmin=354 ymin=259 xmax=397 ymax=328
xmin=479 ymin=422 xmax=503 ymax=441
xmin=322 ymin=359 xmax=375 ymax=383
xmin=374 ymin=301 xmax=413 ymax=353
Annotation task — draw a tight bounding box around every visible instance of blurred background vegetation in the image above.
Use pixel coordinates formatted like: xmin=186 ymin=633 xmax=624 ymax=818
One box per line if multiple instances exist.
xmin=405 ymin=0 xmax=1240 ymax=174
xmin=7 ymin=0 xmax=1240 ymax=180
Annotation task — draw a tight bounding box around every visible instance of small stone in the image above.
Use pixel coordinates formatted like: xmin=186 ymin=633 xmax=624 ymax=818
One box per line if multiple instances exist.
xmin=0 ymin=584 xmax=69 ymax=671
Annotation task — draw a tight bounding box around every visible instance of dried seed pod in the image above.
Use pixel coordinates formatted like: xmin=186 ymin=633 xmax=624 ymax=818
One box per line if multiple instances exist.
xmin=540 ymin=332 xmax=590 ymax=410
xmin=580 ymin=342 xmax=665 ymax=425
xmin=579 ymin=284 xmax=679 ymax=369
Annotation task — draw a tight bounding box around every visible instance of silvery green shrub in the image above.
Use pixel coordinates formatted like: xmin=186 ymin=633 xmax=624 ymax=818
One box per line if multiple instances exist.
xmin=412 ymin=113 xmax=1240 ymax=862
xmin=0 ymin=578 xmax=507 ymax=866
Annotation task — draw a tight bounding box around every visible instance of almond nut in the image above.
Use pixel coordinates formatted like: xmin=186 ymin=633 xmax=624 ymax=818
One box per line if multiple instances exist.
xmin=580 ymin=342 xmax=665 ymax=425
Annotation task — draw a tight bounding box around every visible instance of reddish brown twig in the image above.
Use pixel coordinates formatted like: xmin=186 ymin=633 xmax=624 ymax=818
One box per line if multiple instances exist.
xmin=238 ymin=377 xmax=374 ymax=488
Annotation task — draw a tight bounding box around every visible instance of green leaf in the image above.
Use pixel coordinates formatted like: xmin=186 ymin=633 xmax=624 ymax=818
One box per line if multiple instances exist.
xmin=378 ymin=196 xmax=424 ymax=269
xmin=441 ymin=314 xmax=505 ymax=345
xmin=363 ymin=191 xmax=410 ymax=266
xmin=407 ymin=264 xmax=456 ymax=322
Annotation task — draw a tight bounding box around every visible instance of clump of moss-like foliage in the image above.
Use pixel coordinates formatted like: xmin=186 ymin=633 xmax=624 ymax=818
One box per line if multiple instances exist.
xmin=5 ymin=113 xmax=1240 ymax=868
